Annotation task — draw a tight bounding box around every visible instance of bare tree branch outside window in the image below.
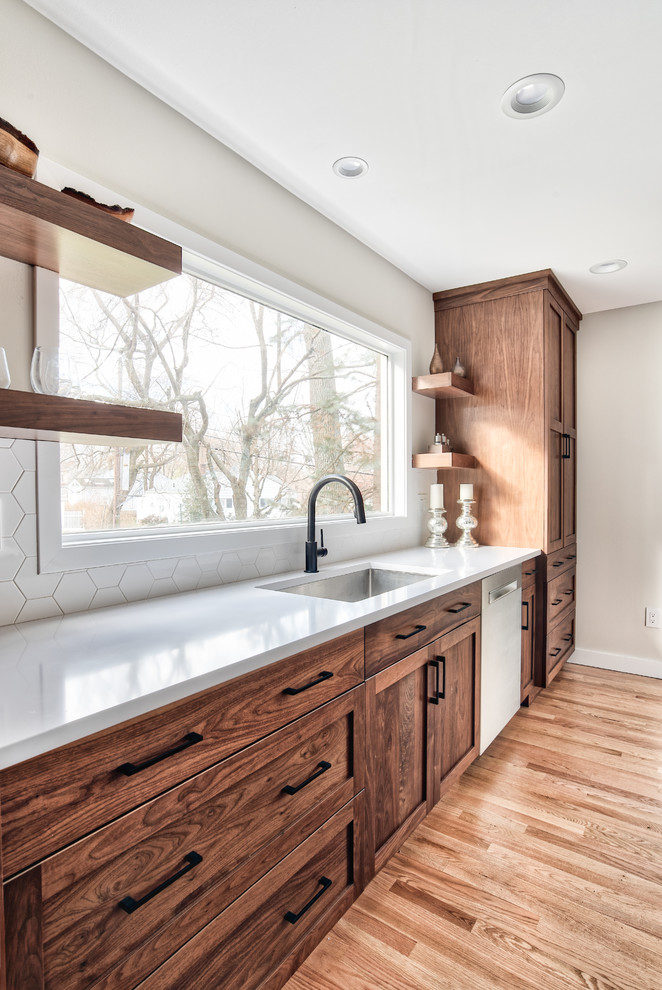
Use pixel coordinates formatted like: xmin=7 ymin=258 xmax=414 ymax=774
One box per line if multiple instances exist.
xmin=57 ymin=273 xmax=385 ymax=534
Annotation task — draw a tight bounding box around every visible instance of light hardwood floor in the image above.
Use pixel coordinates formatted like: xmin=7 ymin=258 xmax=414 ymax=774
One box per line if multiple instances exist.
xmin=284 ymin=663 xmax=662 ymax=990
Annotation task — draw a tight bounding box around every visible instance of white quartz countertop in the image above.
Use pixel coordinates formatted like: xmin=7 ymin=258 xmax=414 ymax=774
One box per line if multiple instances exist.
xmin=0 ymin=545 xmax=539 ymax=768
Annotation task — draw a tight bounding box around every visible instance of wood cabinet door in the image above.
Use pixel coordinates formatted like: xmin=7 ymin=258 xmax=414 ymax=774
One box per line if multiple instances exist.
xmin=545 ymin=294 xmax=565 ymax=553
xmin=546 ymin=295 xmax=578 ymax=553
xmin=433 ymin=617 xmax=481 ymax=805
xmin=562 ymin=316 xmax=578 ymax=547
xmin=521 ymin=585 xmax=535 ymax=701
xmin=365 ymin=646 xmax=436 ymax=880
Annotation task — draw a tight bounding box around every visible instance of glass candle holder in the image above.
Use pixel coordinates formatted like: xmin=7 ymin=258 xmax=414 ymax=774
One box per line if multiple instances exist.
xmin=455 ymin=498 xmax=479 ymax=548
xmin=425 ymin=507 xmax=450 ymax=548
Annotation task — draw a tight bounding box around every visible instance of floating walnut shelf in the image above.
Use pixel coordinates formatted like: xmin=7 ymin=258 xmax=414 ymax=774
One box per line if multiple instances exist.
xmin=0 ymin=389 xmax=182 ymax=446
xmin=412 ymin=452 xmax=476 ymax=470
xmin=0 ymin=166 xmax=181 ymax=296
xmin=411 ymin=372 xmax=474 ymax=398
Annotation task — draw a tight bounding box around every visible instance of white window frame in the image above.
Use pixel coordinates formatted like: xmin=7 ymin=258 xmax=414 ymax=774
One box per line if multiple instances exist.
xmin=35 ymin=196 xmax=410 ymax=575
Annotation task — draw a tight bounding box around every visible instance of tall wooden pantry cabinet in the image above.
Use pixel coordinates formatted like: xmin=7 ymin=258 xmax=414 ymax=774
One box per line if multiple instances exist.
xmin=431 ymin=270 xmax=581 ymax=692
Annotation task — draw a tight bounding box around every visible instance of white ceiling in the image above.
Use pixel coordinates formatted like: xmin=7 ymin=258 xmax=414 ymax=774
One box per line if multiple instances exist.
xmin=23 ymin=0 xmax=662 ymax=314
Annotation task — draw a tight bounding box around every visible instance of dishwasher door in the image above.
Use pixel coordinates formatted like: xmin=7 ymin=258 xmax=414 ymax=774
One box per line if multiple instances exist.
xmin=480 ymin=565 xmax=522 ymax=754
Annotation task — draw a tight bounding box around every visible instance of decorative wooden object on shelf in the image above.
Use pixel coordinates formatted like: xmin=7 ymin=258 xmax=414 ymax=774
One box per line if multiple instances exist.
xmin=412 ymin=372 xmax=474 ymax=399
xmin=61 ymin=187 xmax=135 ymax=222
xmin=0 ymin=118 xmax=39 ymax=178
xmin=0 ymin=166 xmax=181 ymax=296
xmin=412 ymin=452 xmax=476 ymax=469
xmin=0 ymin=389 xmax=182 ymax=446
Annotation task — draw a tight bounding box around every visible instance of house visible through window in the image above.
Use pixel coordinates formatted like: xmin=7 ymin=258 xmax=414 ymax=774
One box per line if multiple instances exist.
xmin=57 ymin=270 xmax=388 ymax=537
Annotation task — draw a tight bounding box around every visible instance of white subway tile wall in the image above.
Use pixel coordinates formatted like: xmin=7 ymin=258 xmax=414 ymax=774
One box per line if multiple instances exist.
xmin=0 ymin=438 xmax=306 ymax=625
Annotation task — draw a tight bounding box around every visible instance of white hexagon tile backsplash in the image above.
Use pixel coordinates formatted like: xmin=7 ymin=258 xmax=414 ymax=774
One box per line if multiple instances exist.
xmin=0 ymin=438 xmax=302 ymax=626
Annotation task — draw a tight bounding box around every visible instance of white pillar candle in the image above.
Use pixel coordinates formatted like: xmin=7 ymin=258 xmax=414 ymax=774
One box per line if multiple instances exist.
xmin=430 ymin=483 xmax=444 ymax=509
xmin=459 ymin=483 xmax=474 ymax=501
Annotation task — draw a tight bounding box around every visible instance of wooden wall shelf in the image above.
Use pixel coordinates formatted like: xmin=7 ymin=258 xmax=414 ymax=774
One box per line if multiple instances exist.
xmin=0 ymin=166 xmax=182 ymax=296
xmin=412 ymin=452 xmax=476 ymax=470
xmin=412 ymin=373 xmax=474 ymax=398
xmin=0 ymin=389 xmax=183 ymax=446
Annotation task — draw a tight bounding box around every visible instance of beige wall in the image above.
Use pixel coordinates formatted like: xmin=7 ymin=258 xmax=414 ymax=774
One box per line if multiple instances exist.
xmin=574 ymin=301 xmax=662 ymax=677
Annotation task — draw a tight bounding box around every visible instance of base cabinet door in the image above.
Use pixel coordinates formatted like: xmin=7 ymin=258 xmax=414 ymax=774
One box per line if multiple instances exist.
xmin=365 ymin=645 xmax=435 ymax=881
xmin=365 ymin=616 xmax=481 ymax=880
xmin=433 ymin=617 xmax=481 ymax=804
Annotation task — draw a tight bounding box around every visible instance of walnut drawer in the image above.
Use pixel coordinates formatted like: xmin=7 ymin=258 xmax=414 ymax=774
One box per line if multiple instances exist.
xmin=546 ymin=567 xmax=576 ymax=624
xmin=0 ymin=628 xmax=363 ymax=878
xmin=521 ymin=560 xmax=539 ymax=591
xmin=546 ymin=544 xmax=577 ymax=580
xmin=364 ymin=581 xmax=481 ymax=677
xmin=546 ymin=608 xmax=575 ymax=677
xmin=133 ymin=796 xmax=360 ymax=990
xmin=3 ymin=688 xmax=364 ymax=990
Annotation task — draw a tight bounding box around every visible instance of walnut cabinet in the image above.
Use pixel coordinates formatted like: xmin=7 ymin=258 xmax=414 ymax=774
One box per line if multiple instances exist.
xmin=432 ymin=270 xmax=581 ymax=691
xmin=0 ymin=581 xmax=487 ymax=990
xmin=364 ymin=587 xmax=481 ymax=882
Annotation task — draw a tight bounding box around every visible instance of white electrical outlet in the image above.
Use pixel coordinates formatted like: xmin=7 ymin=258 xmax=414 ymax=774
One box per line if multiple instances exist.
xmin=645 ymin=607 xmax=660 ymax=628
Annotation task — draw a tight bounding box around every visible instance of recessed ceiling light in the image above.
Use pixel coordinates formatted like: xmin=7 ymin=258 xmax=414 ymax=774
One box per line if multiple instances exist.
xmin=589 ymin=259 xmax=628 ymax=274
xmin=501 ymin=73 xmax=565 ymax=118
xmin=332 ymin=157 xmax=369 ymax=178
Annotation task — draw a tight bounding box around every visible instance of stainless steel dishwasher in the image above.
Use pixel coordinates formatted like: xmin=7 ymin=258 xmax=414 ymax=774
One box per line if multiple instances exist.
xmin=480 ymin=565 xmax=522 ymax=754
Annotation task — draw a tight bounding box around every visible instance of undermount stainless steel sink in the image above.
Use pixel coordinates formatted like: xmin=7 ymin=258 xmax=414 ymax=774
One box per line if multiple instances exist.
xmin=262 ymin=567 xmax=435 ymax=603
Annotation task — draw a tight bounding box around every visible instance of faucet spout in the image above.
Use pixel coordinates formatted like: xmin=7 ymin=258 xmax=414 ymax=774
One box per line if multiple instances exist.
xmin=305 ymin=474 xmax=366 ymax=572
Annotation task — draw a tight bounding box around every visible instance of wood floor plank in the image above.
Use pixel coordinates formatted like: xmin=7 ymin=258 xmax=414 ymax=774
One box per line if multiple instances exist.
xmin=283 ymin=665 xmax=662 ymax=990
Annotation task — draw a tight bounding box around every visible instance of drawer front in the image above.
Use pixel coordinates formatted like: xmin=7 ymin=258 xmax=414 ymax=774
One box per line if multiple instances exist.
xmin=0 ymin=629 xmax=363 ymax=878
xmin=364 ymin=581 xmax=481 ymax=677
xmin=547 ymin=567 xmax=576 ymax=623
xmin=133 ymin=797 xmax=359 ymax=990
xmin=546 ymin=608 xmax=575 ymax=676
xmin=521 ymin=560 xmax=539 ymax=591
xmin=4 ymin=690 xmax=364 ymax=990
xmin=546 ymin=544 xmax=577 ymax=580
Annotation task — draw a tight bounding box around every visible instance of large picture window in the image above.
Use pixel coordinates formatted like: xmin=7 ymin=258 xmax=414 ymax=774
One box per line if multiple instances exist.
xmin=56 ymin=268 xmax=390 ymax=539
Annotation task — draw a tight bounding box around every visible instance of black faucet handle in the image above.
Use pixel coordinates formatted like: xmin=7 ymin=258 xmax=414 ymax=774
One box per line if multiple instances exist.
xmin=318 ymin=528 xmax=328 ymax=558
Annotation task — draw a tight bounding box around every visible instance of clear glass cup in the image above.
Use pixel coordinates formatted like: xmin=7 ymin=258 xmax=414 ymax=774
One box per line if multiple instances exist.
xmin=30 ymin=346 xmax=80 ymax=397
xmin=0 ymin=347 xmax=10 ymax=388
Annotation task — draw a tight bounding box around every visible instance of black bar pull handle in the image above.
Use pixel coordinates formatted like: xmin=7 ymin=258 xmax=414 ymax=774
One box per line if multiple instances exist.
xmin=447 ymin=601 xmax=471 ymax=614
xmin=562 ymin=635 xmax=573 ymax=642
xmin=117 ymin=732 xmax=203 ymax=777
xmin=524 ymin=568 xmax=536 ymax=576
xmin=552 ymin=561 xmax=564 ymax=568
xmin=436 ymin=655 xmax=446 ymax=700
xmin=283 ymin=671 xmax=333 ymax=696
xmin=564 ymin=589 xmax=574 ymax=596
xmin=551 ymin=598 xmax=563 ymax=606
xmin=119 ymin=851 xmax=202 ymax=914
xmin=284 ymin=876 xmax=332 ymax=924
xmin=566 ymin=553 xmax=576 ymax=560
xmin=282 ymin=761 xmax=331 ymax=795
xmin=549 ymin=647 xmax=562 ymax=657
xmin=522 ymin=600 xmax=529 ymax=632
xmin=429 ymin=659 xmax=440 ymax=705
xmin=395 ymin=623 xmax=427 ymax=640
xmin=562 ymin=433 xmax=571 ymax=459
